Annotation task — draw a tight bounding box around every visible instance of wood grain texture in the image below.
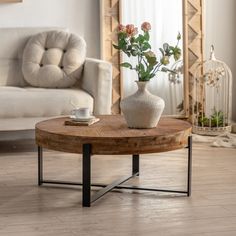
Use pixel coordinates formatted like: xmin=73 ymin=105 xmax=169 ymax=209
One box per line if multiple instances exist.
xmin=35 ymin=115 xmax=192 ymax=155
xmin=186 ymin=0 xmax=205 ymax=119
xmin=100 ymin=0 xmax=121 ymax=114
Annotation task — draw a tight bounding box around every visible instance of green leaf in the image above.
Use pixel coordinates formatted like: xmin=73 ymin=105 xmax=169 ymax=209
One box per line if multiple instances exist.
xmin=113 ymin=44 xmax=120 ymax=50
xmin=139 ymin=63 xmax=145 ymax=73
xmin=147 ymin=65 xmax=154 ymax=72
xmin=148 ymin=73 xmax=156 ymax=79
xmin=131 ymin=50 xmax=139 ymax=56
xmin=143 ymin=32 xmax=150 ymax=41
xmin=135 ymin=34 xmax=145 ymax=44
xmin=132 ymin=44 xmax=140 ymax=49
xmin=159 ymin=48 xmax=165 ymax=56
xmin=147 ymin=57 xmax=157 ymax=66
xmin=163 ymin=43 xmax=170 ymax=52
xmin=161 ymin=67 xmax=169 ymax=72
xmin=144 ymin=51 xmax=157 ymax=66
xmin=118 ymin=32 xmax=127 ymax=40
xmin=136 ymin=64 xmax=145 ymax=79
xmin=174 ymin=52 xmax=181 ymax=61
xmin=142 ymin=42 xmax=151 ymax=51
xmin=130 ymin=37 xmax=135 ymax=44
xmin=118 ymin=39 xmax=126 ymax=50
xmin=127 ymin=45 xmax=132 ymax=50
xmin=120 ymin=62 xmax=132 ymax=69
xmin=161 ymin=67 xmax=177 ymax=74
xmin=126 ymin=52 xmax=131 ymax=57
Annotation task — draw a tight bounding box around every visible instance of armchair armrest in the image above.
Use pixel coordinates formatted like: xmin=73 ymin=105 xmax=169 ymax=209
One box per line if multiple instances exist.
xmin=80 ymin=58 xmax=112 ymax=115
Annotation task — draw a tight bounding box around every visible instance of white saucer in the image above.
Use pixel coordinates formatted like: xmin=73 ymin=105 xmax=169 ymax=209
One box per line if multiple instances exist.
xmin=70 ymin=115 xmax=95 ymax=122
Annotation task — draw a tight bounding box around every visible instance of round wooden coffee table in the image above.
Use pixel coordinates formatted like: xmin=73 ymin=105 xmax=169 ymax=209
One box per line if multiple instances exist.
xmin=36 ymin=115 xmax=192 ymax=207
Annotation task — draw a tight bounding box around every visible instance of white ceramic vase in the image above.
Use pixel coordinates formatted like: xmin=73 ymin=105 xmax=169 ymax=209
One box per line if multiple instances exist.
xmin=120 ymin=81 xmax=165 ymax=129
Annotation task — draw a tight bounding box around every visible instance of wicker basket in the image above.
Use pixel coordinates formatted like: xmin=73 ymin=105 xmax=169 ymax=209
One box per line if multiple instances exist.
xmin=192 ymin=125 xmax=232 ymax=136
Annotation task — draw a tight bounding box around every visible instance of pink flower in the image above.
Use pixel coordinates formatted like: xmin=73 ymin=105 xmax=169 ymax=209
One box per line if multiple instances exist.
xmin=118 ymin=24 xmax=126 ymax=33
xmin=126 ymin=24 xmax=138 ymax=37
xmin=141 ymin=22 xmax=151 ymax=32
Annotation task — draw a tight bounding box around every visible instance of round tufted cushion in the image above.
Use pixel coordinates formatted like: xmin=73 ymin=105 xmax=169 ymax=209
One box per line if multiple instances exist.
xmin=22 ymin=30 xmax=86 ymax=88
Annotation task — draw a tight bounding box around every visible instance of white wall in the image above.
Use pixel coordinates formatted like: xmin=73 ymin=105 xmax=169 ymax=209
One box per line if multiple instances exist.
xmin=0 ymin=0 xmax=100 ymax=58
xmin=205 ymin=0 xmax=236 ymax=121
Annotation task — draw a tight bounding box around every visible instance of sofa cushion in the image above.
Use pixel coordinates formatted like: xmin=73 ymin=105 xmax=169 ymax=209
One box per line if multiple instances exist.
xmin=22 ymin=31 xmax=86 ymax=88
xmin=0 ymin=86 xmax=93 ymax=118
xmin=0 ymin=27 xmax=68 ymax=87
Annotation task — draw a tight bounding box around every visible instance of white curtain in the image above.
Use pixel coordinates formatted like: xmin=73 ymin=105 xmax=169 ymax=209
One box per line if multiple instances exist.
xmin=121 ymin=0 xmax=183 ymax=115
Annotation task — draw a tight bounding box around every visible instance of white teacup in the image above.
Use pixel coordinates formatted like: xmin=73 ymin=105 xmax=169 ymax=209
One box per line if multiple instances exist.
xmin=72 ymin=107 xmax=90 ymax=118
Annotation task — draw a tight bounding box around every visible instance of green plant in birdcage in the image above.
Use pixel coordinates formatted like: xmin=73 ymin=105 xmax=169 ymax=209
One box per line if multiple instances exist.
xmin=198 ymin=108 xmax=226 ymax=127
xmin=210 ymin=110 xmax=225 ymax=127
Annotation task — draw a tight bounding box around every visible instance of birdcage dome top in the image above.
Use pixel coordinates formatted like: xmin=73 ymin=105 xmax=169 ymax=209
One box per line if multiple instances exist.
xmin=194 ymin=46 xmax=232 ymax=88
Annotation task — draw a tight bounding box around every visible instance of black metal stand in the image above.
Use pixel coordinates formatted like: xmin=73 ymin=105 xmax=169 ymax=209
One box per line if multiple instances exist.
xmin=38 ymin=146 xmax=43 ymax=186
xmin=38 ymin=136 xmax=192 ymax=207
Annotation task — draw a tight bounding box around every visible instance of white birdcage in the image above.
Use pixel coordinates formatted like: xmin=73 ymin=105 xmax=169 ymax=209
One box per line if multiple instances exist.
xmin=192 ymin=46 xmax=232 ymax=136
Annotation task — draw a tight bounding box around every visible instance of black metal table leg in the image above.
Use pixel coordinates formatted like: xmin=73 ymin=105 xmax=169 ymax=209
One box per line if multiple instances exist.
xmin=82 ymin=144 xmax=92 ymax=207
xmin=38 ymin=146 xmax=43 ymax=186
xmin=132 ymin=154 xmax=140 ymax=176
xmin=38 ymin=135 xmax=192 ymax=207
xmin=187 ymin=136 xmax=192 ymax=197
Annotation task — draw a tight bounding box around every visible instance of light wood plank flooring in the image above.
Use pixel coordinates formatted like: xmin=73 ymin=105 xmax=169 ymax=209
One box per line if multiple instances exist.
xmin=0 ymin=140 xmax=236 ymax=236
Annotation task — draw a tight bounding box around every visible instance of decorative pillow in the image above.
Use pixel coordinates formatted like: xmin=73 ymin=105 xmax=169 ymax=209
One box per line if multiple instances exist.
xmin=22 ymin=30 xmax=86 ymax=88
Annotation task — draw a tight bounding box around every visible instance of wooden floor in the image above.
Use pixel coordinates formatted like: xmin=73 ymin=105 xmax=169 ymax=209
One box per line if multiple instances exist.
xmin=0 ymin=140 xmax=236 ymax=236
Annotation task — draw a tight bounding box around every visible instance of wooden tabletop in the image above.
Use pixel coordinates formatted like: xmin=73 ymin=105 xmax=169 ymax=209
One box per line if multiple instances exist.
xmin=35 ymin=115 xmax=192 ymax=155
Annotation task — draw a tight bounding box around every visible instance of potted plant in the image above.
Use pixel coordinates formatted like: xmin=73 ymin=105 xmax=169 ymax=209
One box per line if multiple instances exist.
xmin=113 ymin=22 xmax=181 ymax=128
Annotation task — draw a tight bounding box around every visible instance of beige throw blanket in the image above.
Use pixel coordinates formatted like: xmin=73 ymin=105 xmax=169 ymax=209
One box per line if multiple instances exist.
xmin=193 ymin=133 xmax=236 ymax=148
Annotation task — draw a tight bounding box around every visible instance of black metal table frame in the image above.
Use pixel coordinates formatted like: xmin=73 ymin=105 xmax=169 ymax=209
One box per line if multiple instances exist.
xmin=38 ymin=136 xmax=192 ymax=207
